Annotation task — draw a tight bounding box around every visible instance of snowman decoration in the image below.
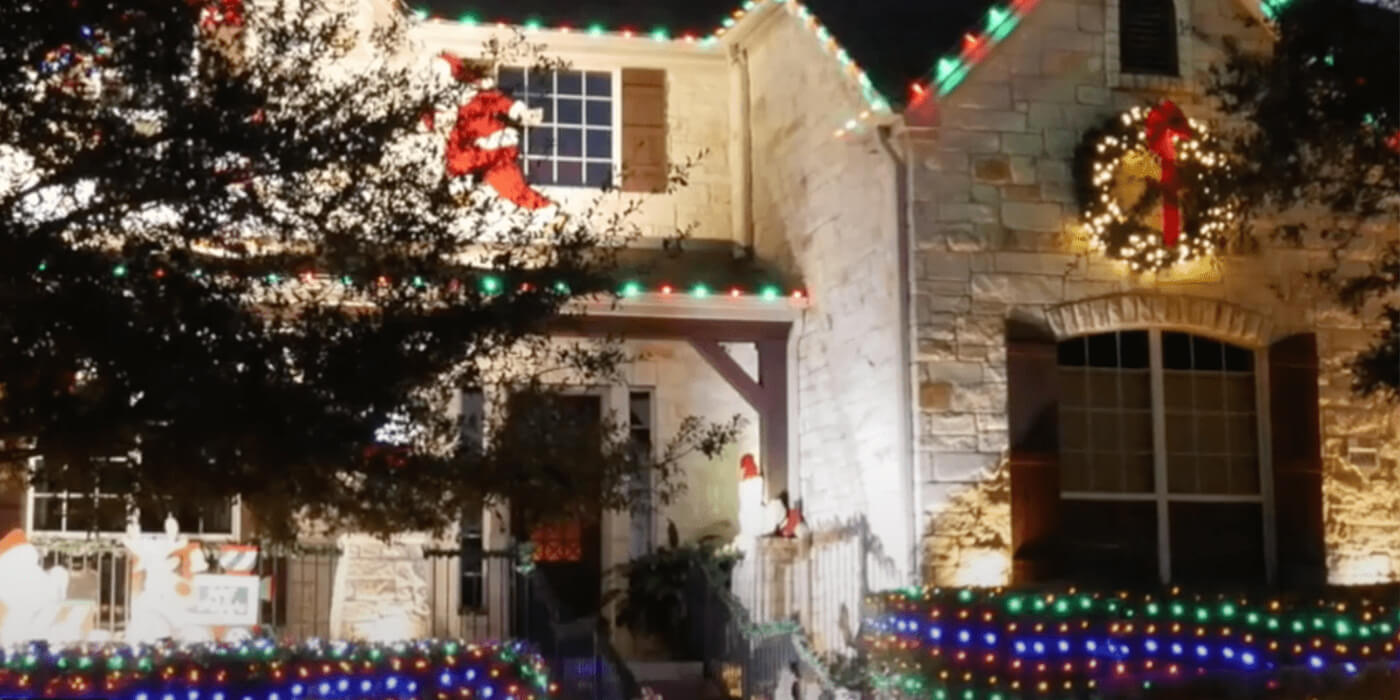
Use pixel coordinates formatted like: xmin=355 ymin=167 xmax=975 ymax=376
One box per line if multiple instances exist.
xmin=0 ymin=529 xmax=73 ymax=646
xmin=123 ymin=516 xmax=212 ymax=643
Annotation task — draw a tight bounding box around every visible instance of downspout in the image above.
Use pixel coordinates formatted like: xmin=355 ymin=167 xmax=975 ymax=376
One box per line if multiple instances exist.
xmin=729 ymin=45 xmax=755 ymax=254
xmin=878 ymin=124 xmax=919 ymax=585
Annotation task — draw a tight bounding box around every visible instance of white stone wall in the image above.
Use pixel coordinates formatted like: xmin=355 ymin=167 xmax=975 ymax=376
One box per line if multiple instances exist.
xmin=740 ymin=9 xmax=908 ymax=649
xmin=910 ymin=0 xmax=1400 ymax=585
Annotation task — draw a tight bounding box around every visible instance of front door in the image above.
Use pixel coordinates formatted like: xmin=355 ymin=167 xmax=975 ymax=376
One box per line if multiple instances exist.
xmin=506 ymin=393 xmax=604 ymax=621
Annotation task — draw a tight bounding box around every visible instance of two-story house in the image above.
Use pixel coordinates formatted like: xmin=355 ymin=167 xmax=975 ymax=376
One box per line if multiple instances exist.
xmin=7 ymin=0 xmax=1397 ymax=672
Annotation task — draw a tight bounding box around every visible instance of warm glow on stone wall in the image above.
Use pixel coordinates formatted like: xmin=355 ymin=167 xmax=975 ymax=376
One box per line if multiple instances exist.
xmin=922 ymin=463 xmax=1012 ymax=587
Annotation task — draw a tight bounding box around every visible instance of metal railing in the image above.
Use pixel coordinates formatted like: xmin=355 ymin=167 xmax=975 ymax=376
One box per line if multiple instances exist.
xmin=685 ymin=554 xmax=837 ymax=700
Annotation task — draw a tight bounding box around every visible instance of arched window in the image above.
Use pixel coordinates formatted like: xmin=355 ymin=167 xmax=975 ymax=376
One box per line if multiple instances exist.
xmin=1119 ymin=0 xmax=1180 ymax=76
xmin=1055 ymin=330 xmax=1268 ymax=585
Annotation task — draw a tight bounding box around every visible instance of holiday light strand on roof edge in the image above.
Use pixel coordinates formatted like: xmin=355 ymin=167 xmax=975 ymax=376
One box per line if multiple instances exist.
xmin=413 ymin=0 xmax=891 ymax=142
xmin=910 ymin=0 xmax=1043 ymax=102
xmin=865 ymin=586 xmax=1400 ymax=698
xmin=35 ymin=262 xmax=807 ymax=302
xmin=0 ymin=639 xmax=555 ymax=700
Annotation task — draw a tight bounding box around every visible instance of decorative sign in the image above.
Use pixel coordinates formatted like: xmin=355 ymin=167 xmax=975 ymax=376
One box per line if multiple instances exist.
xmin=189 ymin=574 xmax=260 ymax=626
xmin=1074 ymin=100 xmax=1238 ymax=272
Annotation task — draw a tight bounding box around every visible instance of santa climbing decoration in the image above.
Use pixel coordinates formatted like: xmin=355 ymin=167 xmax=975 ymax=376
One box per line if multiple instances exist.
xmin=1075 ymin=100 xmax=1239 ymax=273
xmin=424 ymin=52 xmax=557 ymax=222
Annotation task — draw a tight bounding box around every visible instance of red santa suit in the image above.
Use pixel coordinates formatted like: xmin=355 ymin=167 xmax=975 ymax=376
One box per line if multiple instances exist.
xmin=431 ymin=52 xmax=552 ymax=211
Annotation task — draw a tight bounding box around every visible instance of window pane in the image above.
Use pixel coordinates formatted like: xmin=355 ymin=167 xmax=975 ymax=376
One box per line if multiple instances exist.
xmin=1060 ymin=408 xmax=1088 ymax=450
xmin=1229 ymin=457 xmax=1261 ymax=494
xmin=1162 ymin=331 xmax=1192 ymax=370
xmin=1123 ymin=452 xmax=1155 ymax=492
xmin=527 ymin=158 xmax=552 ymax=183
xmin=1193 ymin=374 xmax=1225 ymax=409
xmin=557 ymin=98 xmax=582 ymax=124
xmin=1122 ymin=410 xmax=1153 ymax=451
xmin=1162 ymin=370 xmax=1192 ymax=408
xmin=1196 ymin=455 xmax=1230 ymax=493
xmin=34 ymin=496 xmax=63 ymax=530
xmin=586 ymin=100 xmax=612 ymax=127
xmin=556 ymin=160 xmax=583 ymax=185
xmin=527 ymin=94 xmax=553 ymax=121
xmin=1088 ymin=333 xmax=1118 ymax=367
xmin=556 ymin=70 xmax=583 ymax=95
xmin=96 ymin=498 xmax=127 ymax=532
xmin=557 ymin=128 xmax=582 ymax=157
xmin=586 ymin=129 xmax=612 ymax=159
xmin=1060 ymin=499 xmax=1158 ymax=585
xmin=1224 ymin=375 xmax=1255 ymax=411
xmin=1226 ymin=414 xmax=1257 ymax=454
xmin=1167 ymin=453 xmax=1196 ymax=493
xmin=498 ymin=67 xmax=525 ymax=93
xmin=527 ymin=131 xmax=553 ymax=155
xmin=1087 ymin=372 xmax=1120 ymax=408
xmin=1193 ymin=336 xmax=1224 ymax=371
xmin=585 ymin=72 xmax=611 ymax=97
xmin=1059 ymin=368 xmax=1086 ymax=406
xmin=1060 ymin=451 xmax=1090 ymax=491
xmin=1057 ymin=337 xmax=1086 ymax=367
xmin=1121 ymin=371 xmax=1151 ymax=407
xmin=1224 ymin=345 xmax=1254 ymax=372
xmin=585 ymin=162 xmax=613 ymax=188
xmin=1120 ymin=330 xmax=1149 ymax=368
xmin=1169 ymin=502 xmax=1264 ymax=586
xmin=1196 ymin=415 xmax=1227 ymax=453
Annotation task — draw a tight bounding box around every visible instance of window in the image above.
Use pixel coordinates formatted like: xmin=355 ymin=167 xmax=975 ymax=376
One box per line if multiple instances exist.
xmin=458 ymin=389 xmax=486 ymax=611
xmin=628 ymin=391 xmax=654 ymax=557
xmin=1057 ymin=330 xmax=1268 ymax=585
xmin=1119 ymin=0 xmax=1179 ymax=76
xmin=498 ymin=67 xmax=615 ymax=188
xmin=29 ymin=457 xmax=236 ymax=536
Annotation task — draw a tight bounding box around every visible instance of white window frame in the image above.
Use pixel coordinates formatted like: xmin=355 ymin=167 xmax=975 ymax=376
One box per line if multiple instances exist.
xmin=1106 ymin=0 xmax=1196 ymax=91
xmin=501 ymin=65 xmax=622 ymax=192
xmin=25 ymin=457 xmax=241 ymax=540
xmin=1059 ymin=328 xmax=1276 ymax=585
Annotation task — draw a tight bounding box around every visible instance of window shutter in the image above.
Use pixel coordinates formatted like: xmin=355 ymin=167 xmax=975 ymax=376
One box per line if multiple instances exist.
xmin=1268 ymin=334 xmax=1326 ymax=587
xmin=0 ymin=483 xmax=20 ymax=532
xmin=1006 ymin=319 xmax=1062 ymax=584
xmin=1119 ymin=0 xmax=1179 ymax=76
xmin=621 ymin=68 xmax=668 ymax=193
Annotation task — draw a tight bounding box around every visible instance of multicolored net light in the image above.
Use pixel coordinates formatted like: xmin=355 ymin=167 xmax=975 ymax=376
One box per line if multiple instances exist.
xmin=0 ymin=639 xmax=555 ymax=700
xmin=866 ymin=586 xmax=1400 ymax=699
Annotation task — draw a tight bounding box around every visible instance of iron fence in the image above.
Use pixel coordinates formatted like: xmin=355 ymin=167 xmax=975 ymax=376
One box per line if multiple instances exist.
xmin=32 ymin=540 xmax=636 ymax=700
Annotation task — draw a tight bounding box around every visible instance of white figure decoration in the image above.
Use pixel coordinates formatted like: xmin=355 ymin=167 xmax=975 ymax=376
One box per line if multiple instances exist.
xmin=0 ymin=529 xmax=72 ymax=646
xmin=123 ymin=515 xmax=210 ymax=644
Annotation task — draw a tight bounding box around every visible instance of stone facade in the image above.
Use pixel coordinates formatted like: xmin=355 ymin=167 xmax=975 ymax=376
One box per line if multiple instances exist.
xmin=330 ymin=536 xmax=433 ymax=641
xmin=908 ymin=0 xmax=1400 ymax=586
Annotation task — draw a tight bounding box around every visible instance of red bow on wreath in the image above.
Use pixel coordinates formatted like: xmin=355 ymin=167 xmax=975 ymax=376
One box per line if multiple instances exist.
xmin=1143 ymin=100 xmax=1193 ymax=248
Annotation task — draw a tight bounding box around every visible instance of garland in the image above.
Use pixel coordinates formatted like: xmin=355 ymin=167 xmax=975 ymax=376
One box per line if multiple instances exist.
xmin=1073 ymin=101 xmax=1239 ymax=273
xmin=865 ymin=586 xmax=1400 ymax=699
xmin=0 ymin=639 xmax=554 ymax=700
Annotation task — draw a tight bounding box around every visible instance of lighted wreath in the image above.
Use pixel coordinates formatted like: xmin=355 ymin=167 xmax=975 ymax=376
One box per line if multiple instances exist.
xmin=1073 ymin=100 xmax=1239 ymax=272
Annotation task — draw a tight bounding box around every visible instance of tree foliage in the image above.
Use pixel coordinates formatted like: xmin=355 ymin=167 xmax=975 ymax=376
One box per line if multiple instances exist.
xmin=0 ymin=0 xmax=740 ymax=540
xmin=1206 ymin=0 xmax=1400 ymax=395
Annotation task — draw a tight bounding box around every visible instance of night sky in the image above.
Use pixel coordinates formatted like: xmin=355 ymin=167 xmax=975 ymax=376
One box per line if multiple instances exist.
xmin=413 ymin=0 xmax=996 ymax=104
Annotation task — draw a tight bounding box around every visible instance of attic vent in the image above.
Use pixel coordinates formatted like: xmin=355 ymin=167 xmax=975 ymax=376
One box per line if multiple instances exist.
xmin=1119 ymin=0 xmax=1179 ymax=76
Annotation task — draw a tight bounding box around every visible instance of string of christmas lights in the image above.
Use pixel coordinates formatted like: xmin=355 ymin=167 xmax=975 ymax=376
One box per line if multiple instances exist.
xmin=913 ymin=0 xmax=1042 ymax=102
xmin=410 ymin=0 xmax=892 ymax=140
xmin=865 ymin=586 xmax=1400 ymax=699
xmin=32 ymin=262 xmax=807 ymax=302
xmin=0 ymin=639 xmax=554 ymax=700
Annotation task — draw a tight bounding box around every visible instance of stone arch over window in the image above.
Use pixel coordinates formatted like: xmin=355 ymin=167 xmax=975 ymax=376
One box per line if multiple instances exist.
xmin=1043 ymin=293 xmax=1276 ymax=348
xmin=1007 ymin=294 xmax=1324 ymax=588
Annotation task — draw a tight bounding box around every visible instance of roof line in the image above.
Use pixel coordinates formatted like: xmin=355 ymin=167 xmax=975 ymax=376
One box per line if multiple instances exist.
xmin=916 ymin=0 xmax=1287 ymax=103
